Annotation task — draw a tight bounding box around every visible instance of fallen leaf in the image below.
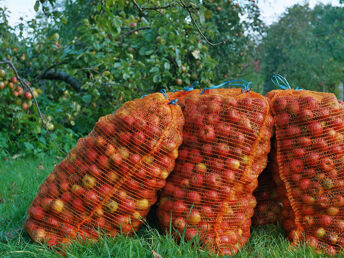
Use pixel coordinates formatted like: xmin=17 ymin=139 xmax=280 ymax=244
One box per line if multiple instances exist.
xmin=152 ymin=250 xmax=162 ymax=258
xmin=36 ymin=164 xmax=44 ymax=170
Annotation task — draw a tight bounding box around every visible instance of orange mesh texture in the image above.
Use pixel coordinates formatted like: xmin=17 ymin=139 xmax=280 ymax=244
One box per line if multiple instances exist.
xmin=157 ymin=89 xmax=274 ymax=255
xmin=24 ymin=93 xmax=184 ymax=246
xmin=268 ymin=89 xmax=344 ymax=255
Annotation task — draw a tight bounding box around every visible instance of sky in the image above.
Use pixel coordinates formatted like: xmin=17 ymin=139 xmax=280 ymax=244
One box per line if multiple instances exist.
xmin=1 ymin=0 xmax=342 ymax=28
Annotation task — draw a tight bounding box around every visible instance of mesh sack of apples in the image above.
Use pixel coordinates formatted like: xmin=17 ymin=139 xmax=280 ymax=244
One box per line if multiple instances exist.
xmin=252 ymin=154 xmax=282 ymax=226
xmin=266 ymin=75 xmax=344 ymax=255
xmin=157 ymin=83 xmax=274 ymax=256
xmin=24 ymin=93 xmax=184 ymax=245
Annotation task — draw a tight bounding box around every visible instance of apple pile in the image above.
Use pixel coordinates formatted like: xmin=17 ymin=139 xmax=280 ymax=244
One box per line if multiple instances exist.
xmin=157 ymin=89 xmax=274 ymax=255
xmin=24 ymin=93 xmax=184 ymax=246
xmin=252 ymin=155 xmax=282 ymax=226
xmin=267 ymin=89 xmax=344 ymax=255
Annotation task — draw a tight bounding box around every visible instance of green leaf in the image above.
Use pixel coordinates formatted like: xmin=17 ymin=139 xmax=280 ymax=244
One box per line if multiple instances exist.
xmin=34 ymin=1 xmax=40 ymax=12
xmin=82 ymin=95 xmax=92 ymax=103
xmin=164 ymin=62 xmax=170 ymax=70
xmin=153 ymin=74 xmax=161 ymax=83
xmin=150 ymin=67 xmax=159 ymax=73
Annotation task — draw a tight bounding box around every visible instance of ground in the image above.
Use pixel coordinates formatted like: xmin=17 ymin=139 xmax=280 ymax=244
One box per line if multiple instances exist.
xmin=0 ymin=155 xmax=327 ymax=257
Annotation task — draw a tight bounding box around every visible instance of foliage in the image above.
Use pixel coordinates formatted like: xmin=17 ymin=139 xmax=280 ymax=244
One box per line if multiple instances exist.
xmin=0 ymin=155 xmax=331 ymax=257
xmin=0 ymin=1 xmax=262 ymax=157
xmin=261 ymin=4 xmax=344 ymax=94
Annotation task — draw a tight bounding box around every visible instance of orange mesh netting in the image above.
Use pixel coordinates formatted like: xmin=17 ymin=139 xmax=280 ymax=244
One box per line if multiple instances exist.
xmin=267 ymin=76 xmax=344 ymax=255
xmin=157 ymin=84 xmax=274 ymax=255
xmin=252 ymin=152 xmax=282 ymax=226
xmin=24 ymin=93 xmax=184 ymax=246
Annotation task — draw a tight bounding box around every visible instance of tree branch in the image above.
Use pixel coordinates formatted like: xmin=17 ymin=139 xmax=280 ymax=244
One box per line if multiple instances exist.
xmin=121 ymin=26 xmax=151 ymax=37
xmin=132 ymin=0 xmax=176 ymax=12
xmin=38 ymin=70 xmax=83 ymax=92
xmin=0 ymin=60 xmax=67 ymax=155
xmin=179 ymin=0 xmax=231 ymax=47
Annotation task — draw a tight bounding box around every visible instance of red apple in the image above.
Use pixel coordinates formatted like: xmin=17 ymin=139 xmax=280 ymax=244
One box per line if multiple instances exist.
xmin=82 ymin=174 xmax=96 ymax=188
xmin=314 ymin=227 xmax=326 ymax=238
xmin=72 ymin=198 xmax=85 ymax=212
xmin=225 ymin=158 xmax=240 ymax=170
xmin=71 ymin=184 xmax=85 ymax=197
xmin=319 ymin=157 xmax=334 ymax=171
xmin=51 ymin=199 xmax=64 ymax=213
xmin=327 ymin=206 xmax=339 ymax=216
xmin=173 ymin=186 xmax=185 ymax=199
xmin=41 ymin=197 xmax=53 ymax=211
xmin=290 ymin=159 xmax=304 ymax=173
xmin=61 ymin=192 xmax=73 ymax=203
xmin=31 ymin=207 xmax=45 ymax=220
xmin=105 ymin=200 xmax=118 ymax=213
xmin=190 ymin=174 xmax=204 ymax=188
xmin=299 ymin=109 xmax=313 ymax=121
xmin=275 ymin=112 xmax=290 ymax=127
xmin=173 ymin=217 xmax=186 ymax=231
xmin=313 ymin=138 xmax=328 ymax=151
xmin=273 ymin=97 xmax=288 ymax=111
xmin=297 ymin=137 xmax=312 ymax=147
xmin=187 ymin=191 xmax=201 ymax=204
xmin=132 ymin=131 xmax=146 ymax=145
xmin=216 ymin=122 xmax=231 ymax=136
xmin=223 ymin=170 xmax=236 ymax=184
xmin=187 ymin=210 xmax=201 ymax=225
xmin=201 ymin=144 xmax=212 ymax=155
xmin=173 ymin=200 xmax=187 ymax=215
xmin=308 ymin=121 xmax=323 ymax=137
xmin=98 ymin=155 xmax=110 ymax=169
xmin=320 ymin=215 xmax=332 ymax=227
xmin=304 ymin=152 xmax=320 ymax=166
xmin=227 ymin=109 xmax=240 ymax=122
xmin=317 ymin=195 xmax=329 ymax=208
xmin=85 ymin=190 xmax=99 ymax=204
xmin=199 ymin=125 xmax=216 ymax=142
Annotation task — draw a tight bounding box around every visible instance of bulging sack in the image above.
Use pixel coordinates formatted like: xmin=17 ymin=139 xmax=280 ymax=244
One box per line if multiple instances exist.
xmin=157 ymin=88 xmax=273 ymax=255
xmin=268 ymin=87 xmax=344 ymax=255
xmin=24 ymin=93 xmax=184 ymax=246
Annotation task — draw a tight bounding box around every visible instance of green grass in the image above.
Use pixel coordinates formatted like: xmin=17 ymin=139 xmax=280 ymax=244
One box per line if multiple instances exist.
xmin=0 ymin=156 xmax=329 ymax=257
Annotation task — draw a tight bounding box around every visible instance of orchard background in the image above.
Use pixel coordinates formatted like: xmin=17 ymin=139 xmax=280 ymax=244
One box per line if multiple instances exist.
xmin=0 ymin=0 xmax=344 ymax=256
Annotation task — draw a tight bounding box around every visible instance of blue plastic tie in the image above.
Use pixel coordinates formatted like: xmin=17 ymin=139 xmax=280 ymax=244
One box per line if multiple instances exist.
xmin=187 ymin=81 xmax=199 ymax=91
xmin=201 ymin=79 xmax=251 ymax=94
xmin=168 ymin=99 xmax=178 ymax=105
xmin=160 ymin=89 xmax=168 ymax=99
xmin=271 ymin=74 xmax=303 ymax=90
xmin=140 ymin=94 xmax=148 ymax=99
xmin=271 ymin=74 xmax=291 ymax=90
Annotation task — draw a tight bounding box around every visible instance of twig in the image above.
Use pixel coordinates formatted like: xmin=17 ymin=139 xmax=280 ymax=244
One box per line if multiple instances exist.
xmin=179 ymin=0 xmax=231 ymax=47
xmin=0 ymin=60 xmax=67 ymax=155
xmin=132 ymin=0 xmax=143 ymax=12
xmin=132 ymin=0 xmax=176 ymax=12
xmin=121 ymin=26 xmax=151 ymax=37
xmin=143 ymin=2 xmax=175 ymax=10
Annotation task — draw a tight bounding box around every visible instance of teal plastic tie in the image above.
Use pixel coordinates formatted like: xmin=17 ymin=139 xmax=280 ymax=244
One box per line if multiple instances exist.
xmin=201 ymin=79 xmax=251 ymax=94
xmin=168 ymin=99 xmax=178 ymax=105
xmin=160 ymin=89 xmax=168 ymax=99
xmin=271 ymin=74 xmax=303 ymax=90
xmin=271 ymin=74 xmax=291 ymax=90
